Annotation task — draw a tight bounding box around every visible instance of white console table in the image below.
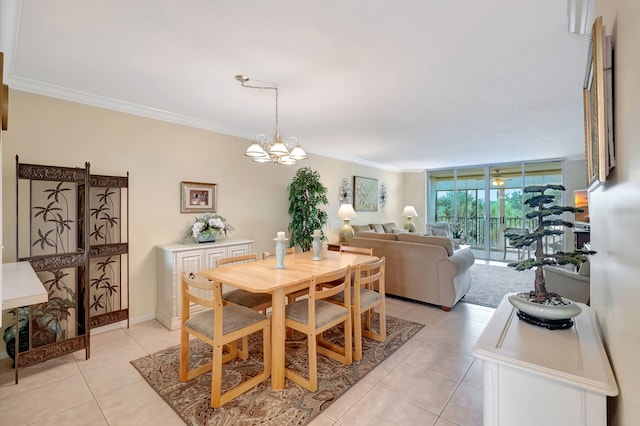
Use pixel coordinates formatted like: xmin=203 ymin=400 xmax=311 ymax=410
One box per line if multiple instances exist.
xmin=156 ymin=238 xmax=253 ymax=330
xmin=2 ymin=262 xmax=48 ymax=384
xmin=473 ymin=294 xmax=618 ymax=426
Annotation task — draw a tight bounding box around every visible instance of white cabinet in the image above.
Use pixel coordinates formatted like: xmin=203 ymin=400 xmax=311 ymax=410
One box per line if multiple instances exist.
xmin=473 ymin=295 xmax=618 ymax=426
xmin=156 ymin=238 xmax=253 ymax=330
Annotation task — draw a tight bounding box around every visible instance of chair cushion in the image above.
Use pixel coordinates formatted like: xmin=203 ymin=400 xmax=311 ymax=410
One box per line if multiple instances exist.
xmin=224 ymin=289 xmax=272 ymax=308
xmin=285 ymin=300 xmax=349 ymax=328
xmin=185 ymin=305 xmax=267 ymax=338
xmin=329 ymin=288 xmax=381 ymax=309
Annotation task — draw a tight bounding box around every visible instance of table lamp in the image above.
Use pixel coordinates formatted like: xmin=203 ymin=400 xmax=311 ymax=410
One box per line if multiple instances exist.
xmin=402 ymin=205 xmax=418 ymax=232
xmin=337 ymin=204 xmax=357 ymax=245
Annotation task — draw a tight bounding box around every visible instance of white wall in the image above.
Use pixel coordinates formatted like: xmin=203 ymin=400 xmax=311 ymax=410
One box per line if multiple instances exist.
xmin=1 ymin=90 xmax=406 ymax=331
xmin=590 ymin=1 xmax=640 ymax=424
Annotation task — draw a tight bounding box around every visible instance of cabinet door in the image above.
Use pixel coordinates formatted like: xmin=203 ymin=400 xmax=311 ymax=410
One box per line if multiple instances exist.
xmin=204 ymin=247 xmax=227 ymax=269
xmin=227 ymin=244 xmax=250 ymax=257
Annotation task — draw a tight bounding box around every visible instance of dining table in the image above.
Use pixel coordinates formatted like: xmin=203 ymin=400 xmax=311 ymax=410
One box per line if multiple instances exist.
xmin=198 ymin=249 xmax=378 ymax=390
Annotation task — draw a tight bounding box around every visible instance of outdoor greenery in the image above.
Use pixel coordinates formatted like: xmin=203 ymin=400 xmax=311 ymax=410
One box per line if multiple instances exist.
xmin=287 ymin=167 xmax=329 ymax=252
xmin=506 ymin=184 xmax=595 ymax=302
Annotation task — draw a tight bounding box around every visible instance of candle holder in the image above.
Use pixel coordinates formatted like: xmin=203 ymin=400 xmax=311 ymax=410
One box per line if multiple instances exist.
xmin=312 ymin=235 xmax=322 ymax=261
xmin=273 ymin=237 xmax=288 ymax=269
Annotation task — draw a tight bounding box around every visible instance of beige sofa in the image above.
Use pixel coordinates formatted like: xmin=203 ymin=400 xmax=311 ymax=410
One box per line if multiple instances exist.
xmin=349 ymin=231 xmax=475 ymax=310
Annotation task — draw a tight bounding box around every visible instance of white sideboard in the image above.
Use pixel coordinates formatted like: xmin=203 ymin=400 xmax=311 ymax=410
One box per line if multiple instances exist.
xmin=473 ymin=295 xmax=618 ymax=426
xmin=156 ymin=238 xmax=253 ymax=330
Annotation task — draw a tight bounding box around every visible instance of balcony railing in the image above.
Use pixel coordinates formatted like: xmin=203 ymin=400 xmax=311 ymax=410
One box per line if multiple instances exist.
xmin=436 ymin=216 xmax=537 ymax=249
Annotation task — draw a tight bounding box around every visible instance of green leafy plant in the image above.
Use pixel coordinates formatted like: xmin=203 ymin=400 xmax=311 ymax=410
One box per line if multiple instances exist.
xmin=288 ymin=167 xmax=329 ymax=252
xmin=451 ymin=226 xmax=463 ymax=239
xmin=507 ymin=184 xmax=595 ymax=303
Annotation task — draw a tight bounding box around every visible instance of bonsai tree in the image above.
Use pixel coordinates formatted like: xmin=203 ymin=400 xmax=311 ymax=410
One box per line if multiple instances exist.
xmin=507 ymin=184 xmax=595 ymax=303
xmin=288 ymin=167 xmax=329 ymax=252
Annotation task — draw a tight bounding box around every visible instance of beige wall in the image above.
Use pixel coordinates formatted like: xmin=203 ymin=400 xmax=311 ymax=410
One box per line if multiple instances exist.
xmin=1 ymin=90 xmax=409 ymax=327
xmin=591 ymin=1 xmax=640 ymax=425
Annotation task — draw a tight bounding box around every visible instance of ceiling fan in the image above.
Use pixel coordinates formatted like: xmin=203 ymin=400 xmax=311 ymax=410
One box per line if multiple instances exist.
xmin=492 ymin=170 xmax=505 ymax=187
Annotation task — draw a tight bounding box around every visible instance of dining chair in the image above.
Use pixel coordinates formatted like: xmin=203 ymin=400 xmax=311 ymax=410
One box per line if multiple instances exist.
xmin=330 ymin=257 xmax=387 ymax=361
xmin=216 ymin=253 xmax=272 ymax=313
xmin=179 ymin=273 xmax=271 ymax=408
xmin=262 ymin=247 xmax=295 ymax=259
xmin=284 ymin=266 xmax=353 ymax=392
xmin=262 ymin=247 xmax=304 ymax=304
xmin=339 ymin=245 xmax=373 ymax=256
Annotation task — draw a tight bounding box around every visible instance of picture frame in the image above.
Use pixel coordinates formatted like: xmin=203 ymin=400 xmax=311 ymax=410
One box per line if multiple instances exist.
xmin=583 ymin=16 xmax=614 ymax=190
xmin=353 ymin=176 xmax=378 ymax=211
xmin=180 ymin=181 xmax=217 ymax=213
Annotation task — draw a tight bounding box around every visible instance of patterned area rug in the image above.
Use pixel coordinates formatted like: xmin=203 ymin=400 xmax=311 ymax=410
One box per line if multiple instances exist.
xmin=462 ymin=263 xmax=536 ymax=308
xmin=131 ymin=315 xmax=423 ymax=426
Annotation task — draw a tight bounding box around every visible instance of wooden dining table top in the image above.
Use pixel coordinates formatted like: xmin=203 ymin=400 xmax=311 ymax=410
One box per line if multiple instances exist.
xmin=198 ymin=249 xmax=377 ymax=293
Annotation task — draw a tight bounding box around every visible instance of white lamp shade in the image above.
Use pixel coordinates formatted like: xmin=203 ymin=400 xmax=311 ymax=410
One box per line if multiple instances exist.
xmin=289 ymin=144 xmax=308 ymax=160
xmin=402 ymin=206 xmax=418 ymax=217
xmin=337 ymin=204 xmax=357 ymax=219
xmin=245 ymin=142 xmax=268 ymax=157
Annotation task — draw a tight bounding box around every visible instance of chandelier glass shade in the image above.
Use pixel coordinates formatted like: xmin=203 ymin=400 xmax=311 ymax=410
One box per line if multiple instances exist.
xmin=236 ymin=75 xmax=308 ymax=165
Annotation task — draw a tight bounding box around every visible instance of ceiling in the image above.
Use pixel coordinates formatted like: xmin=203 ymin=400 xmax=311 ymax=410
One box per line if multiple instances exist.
xmin=0 ymin=0 xmax=590 ymax=171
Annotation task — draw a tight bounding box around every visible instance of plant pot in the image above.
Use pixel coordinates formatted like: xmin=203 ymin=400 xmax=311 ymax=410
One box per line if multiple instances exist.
xmin=508 ymin=292 xmax=582 ymax=328
xmin=197 ymin=233 xmax=216 ymax=243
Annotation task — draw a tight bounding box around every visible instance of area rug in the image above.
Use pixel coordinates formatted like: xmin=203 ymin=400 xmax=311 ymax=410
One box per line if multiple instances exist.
xmin=462 ymin=263 xmax=536 ymax=308
xmin=131 ymin=315 xmax=423 ymax=426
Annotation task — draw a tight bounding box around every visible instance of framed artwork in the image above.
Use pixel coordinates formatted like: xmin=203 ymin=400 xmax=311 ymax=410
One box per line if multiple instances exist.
xmin=353 ymin=176 xmax=378 ymax=211
xmin=181 ymin=181 xmax=217 ymax=213
xmin=583 ymin=16 xmax=614 ymax=189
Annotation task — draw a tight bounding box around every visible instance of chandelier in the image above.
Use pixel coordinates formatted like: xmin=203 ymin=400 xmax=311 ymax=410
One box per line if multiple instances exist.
xmin=235 ymin=75 xmax=307 ymax=165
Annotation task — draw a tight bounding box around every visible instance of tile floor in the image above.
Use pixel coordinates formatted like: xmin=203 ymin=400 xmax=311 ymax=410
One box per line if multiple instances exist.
xmin=0 ymin=299 xmax=493 ymax=425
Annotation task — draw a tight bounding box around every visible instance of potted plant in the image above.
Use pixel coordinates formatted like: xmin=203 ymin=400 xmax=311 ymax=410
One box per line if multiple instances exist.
xmin=288 ymin=167 xmax=329 ymax=252
xmin=451 ymin=226 xmax=463 ymax=244
xmin=506 ymin=184 xmax=595 ymax=329
xmin=183 ymin=213 xmax=234 ymax=243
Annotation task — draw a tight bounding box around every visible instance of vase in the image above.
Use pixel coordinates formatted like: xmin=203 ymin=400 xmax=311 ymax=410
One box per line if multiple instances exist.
xmin=197 ymin=233 xmax=216 ymax=243
xmin=508 ymin=292 xmax=582 ymax=329
xmin=312 ymin=236 xmax=322 ymax=260
xmin=274 ymin=238 xmax=288 ymax=269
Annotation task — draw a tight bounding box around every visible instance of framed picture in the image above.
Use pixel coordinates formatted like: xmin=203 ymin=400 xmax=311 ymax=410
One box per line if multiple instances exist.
xmin=353 ymin=176 xmax=378 ymax=211
xmin=181 ymin=181 xmax=217 ymax=213
xmin=583 ymin=16 xmax=614 ymax=189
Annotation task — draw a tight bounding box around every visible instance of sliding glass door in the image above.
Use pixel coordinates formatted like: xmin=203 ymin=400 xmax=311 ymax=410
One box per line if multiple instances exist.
xmin=428 ymin=161 xmax=563 ymax=261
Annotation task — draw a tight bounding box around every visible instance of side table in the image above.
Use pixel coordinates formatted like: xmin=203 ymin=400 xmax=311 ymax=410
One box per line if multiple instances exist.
xmin=472 ymin=294 xmax=618 ymax=425
xmin=327 ymin=242 xmax=341 ymax=252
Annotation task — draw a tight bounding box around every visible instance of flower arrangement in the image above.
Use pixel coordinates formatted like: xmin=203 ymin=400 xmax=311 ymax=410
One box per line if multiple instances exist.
xmin=184 ymin=213 xmax=234 ymax=242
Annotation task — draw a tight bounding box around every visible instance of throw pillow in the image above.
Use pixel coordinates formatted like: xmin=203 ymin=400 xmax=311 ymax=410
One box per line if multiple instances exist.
xmin=579 ymin=260 xmax=590 ymax=276
xmin=352 ymin=225 xmax=373 ymax=233
xmin=382 ymin=222 xmax=398 ymax=233
xmin=431 ymin=228 xmax=450 ymax=238
xmin=369 ymin=223 xmax=385 ymax=233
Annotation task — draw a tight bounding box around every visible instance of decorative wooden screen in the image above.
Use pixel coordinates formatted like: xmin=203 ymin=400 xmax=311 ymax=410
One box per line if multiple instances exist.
xmin=85 ymin=173 xmax=129 ymax=328
xmin=13 ymin=156 xmax=91 ymax=367
xmin=10 ymin=157 xmax=130 ymax=376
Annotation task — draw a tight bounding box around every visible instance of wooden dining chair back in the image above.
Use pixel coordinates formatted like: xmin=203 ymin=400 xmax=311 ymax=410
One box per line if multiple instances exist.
xmin=263 ymin=247 xmax=305 ymax=304
xmin=284 ymin=266 xmax=352 ymax=391
xmin=216 ymin=253 xmax=272 ymax=313
xmin=339 ymin=245 xmax=373 ymax=256
xmin=179 ymin=273 xmax=271 ymax=408
xmin=262 ymin=247 xmax=295 ymax=259
xmin=351 ymin=257 xmax=387 ymax=360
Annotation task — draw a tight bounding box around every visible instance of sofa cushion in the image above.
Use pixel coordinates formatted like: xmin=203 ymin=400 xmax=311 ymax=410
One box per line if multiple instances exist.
xmin=369 ymin=223 xmax=385 ymax=233
xmin=354 ymin=231 xmax=399 ymax=241
xmin=398 ymin=234 xmax=454 ymax=256
xmin=382 ymin=222 xmax=398 ymax=233
xmin=352 ymin=224 xmax=373 ymax=233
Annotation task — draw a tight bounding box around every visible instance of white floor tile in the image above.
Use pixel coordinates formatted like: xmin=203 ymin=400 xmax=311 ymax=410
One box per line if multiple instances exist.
xmin=0 ymin=297 xmax=494 ymax=425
